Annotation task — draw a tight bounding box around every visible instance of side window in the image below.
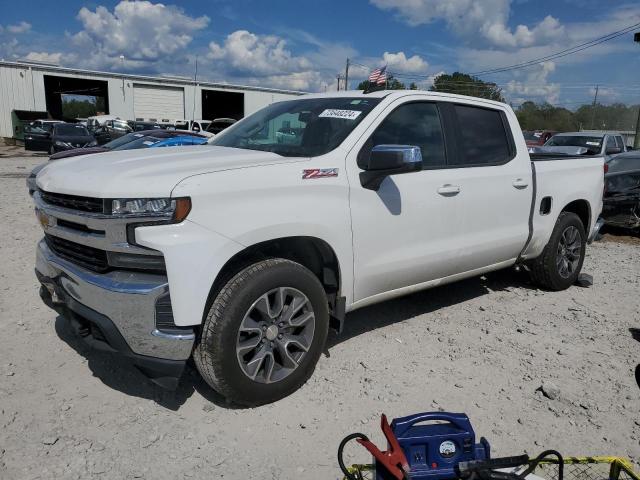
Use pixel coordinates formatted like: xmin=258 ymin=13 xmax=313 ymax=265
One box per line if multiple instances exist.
xmin=615 ymin=136 xmax=624 ymax=149
xmin=364 ymin=102 xmax=446 ymax=168
xmin=451 ymin=105 xmax=512 ymax=166
xmin=606 ymin=136 xmax=616 ymax=150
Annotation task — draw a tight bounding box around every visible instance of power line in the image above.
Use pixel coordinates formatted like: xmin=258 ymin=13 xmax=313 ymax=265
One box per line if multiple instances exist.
xmin=469 ymin=20 xmax=640 ymax=76
xmin=349 ymin=20 xmax=640 ymax=83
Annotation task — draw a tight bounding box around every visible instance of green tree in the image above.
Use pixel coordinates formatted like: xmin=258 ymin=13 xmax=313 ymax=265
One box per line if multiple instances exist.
xmin=515 ymin=101 xmax=640 ymax=132
xmin=356 ymin=75 xmax=406 ymax=90
xmin=430 ymin=72 xmax=504 ymax=102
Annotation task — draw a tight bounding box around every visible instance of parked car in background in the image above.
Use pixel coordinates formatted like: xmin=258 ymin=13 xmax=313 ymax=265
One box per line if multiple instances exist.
xmin=50 ymin=123 xmax=97 ymax=154
xmin=531 ymin=131 xmax=626 ymax=160
xmin=27 ymin=130 xmax=208 ymax=195
xmin=601 ymin=151 xmax=640 ymax=230
xmin=24 ymin=120 xmax=65 ymax=151
xmin=93 ymin=118 xmax=134 ymax=144
xmin=523 ymin=130 xmax=557 ymax=147
xmin=32 ymin=90 xmax=604 ymax=405
xmin=86 ymin=115 xmax=120 ymax=132
xmin=50 ymin=130 xmax=207 ymax=160
xmin=206 ymin=117 xmax=237 ymax=135
xmin=175 ymin=119 xmax=213 ymax=134
xmin=129 ymin=121 xmax=162 ymax=132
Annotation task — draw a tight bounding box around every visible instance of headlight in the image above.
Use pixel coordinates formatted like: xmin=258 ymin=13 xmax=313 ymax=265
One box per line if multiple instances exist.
xmin=54 ymin=140 xmax=70 ymax=147
xmin=111 ymin=197 xmax=191 ymax=222
xmin=87 ymin=140 xmax=98 ymax=147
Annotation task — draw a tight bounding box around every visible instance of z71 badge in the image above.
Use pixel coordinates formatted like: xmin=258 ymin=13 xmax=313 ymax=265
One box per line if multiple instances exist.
xmin=302 ymin=168 xmax=339 ymax=179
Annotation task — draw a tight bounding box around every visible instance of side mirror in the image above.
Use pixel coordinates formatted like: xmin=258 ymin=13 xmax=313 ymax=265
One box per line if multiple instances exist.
xmin=606 ymin=147 xmax=622 ymax=155
xmin=360 ymin=145 xmax=423 ymax=190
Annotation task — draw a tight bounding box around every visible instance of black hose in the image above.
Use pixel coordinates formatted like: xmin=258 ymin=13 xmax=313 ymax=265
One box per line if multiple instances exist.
xmin=520 ymin=450 xmax=564 ymax=480
xmin=337 ymin=433 xmax=369 ymax=480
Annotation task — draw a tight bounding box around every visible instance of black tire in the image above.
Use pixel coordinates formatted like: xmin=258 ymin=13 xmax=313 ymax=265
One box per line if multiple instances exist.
xmin=528 ymin=211 xmax=586 ymax=291
xmin=194 ymin=258 xmax=329 ymax=406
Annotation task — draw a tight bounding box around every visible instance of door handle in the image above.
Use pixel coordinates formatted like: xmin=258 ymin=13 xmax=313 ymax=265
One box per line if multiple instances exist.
xmin=512 ymin=178 xmax=529 ymax=189
xmin=437 ymin=184 xmax=461 ymax=196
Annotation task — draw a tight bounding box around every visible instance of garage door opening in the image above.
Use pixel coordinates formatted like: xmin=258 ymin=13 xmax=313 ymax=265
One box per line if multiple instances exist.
xmin=44 ymin=75 xmax=109 ymax=121
xmin=201 ymin=90 xmax=244 ymax=121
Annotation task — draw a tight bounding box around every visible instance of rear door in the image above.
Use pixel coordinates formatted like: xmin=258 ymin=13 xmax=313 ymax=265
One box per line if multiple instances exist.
xmin=440 ymin=102 xmax=532 ymax=271
xmin=24 ymin=124 xmax=52 ymax=151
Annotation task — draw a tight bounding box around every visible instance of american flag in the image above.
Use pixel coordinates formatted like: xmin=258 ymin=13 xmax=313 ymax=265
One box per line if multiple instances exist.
xmin=368 ymin=66 xmax=387 ymax=85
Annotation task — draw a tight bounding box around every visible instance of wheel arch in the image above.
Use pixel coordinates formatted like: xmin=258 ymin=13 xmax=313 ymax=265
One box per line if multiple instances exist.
xmin=560 ymin=199 xmax=591 ymax=233
xmin=204 ymin=236 xmax=345 ymax=332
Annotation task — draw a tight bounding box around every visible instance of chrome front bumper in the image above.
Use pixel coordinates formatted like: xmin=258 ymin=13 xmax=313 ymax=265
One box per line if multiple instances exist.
xmin=35 ymin=239 xmax=194 ymax=362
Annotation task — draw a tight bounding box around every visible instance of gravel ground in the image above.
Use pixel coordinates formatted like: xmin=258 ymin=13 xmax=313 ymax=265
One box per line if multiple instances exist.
xmin=1 ymin=156 xmax=639 ymax=480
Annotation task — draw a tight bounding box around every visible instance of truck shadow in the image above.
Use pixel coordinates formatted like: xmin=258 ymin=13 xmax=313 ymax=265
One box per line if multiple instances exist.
xmin=54 ymin=316 xmax=234 ymax=410
xmin=54 ymin=267 xmax=535 ymax=410
xmin=328 ymin=268 xmax=534 ymax=349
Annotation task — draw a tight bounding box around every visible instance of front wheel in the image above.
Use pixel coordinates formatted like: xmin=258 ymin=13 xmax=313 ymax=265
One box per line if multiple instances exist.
xmin=528 ymin=212 xmax=586 ymax=290
xmin=194 ymin=258 xmax=329 ymax=406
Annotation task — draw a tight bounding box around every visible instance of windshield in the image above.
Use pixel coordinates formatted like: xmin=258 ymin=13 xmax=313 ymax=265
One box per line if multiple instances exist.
xmin=111 ymin=136 xmax=162 ymax=150
xmin=210 ymin=97 xmax=382 ymax=157
xmin=103 ymin=132 xmax=148 ymax=149
xmin=545 ymin=135 xmax=603 ymax=152
xmin=54 ymin=124 xmax=90 ymax=136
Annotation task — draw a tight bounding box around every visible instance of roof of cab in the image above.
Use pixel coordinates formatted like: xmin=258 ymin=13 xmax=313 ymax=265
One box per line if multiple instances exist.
xmin=296 ymin=89 xmax=510 ymax=110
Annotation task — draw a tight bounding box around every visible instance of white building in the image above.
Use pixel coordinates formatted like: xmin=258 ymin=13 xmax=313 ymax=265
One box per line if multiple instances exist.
xmin=0 ymin=60 xmax=304 ymax=140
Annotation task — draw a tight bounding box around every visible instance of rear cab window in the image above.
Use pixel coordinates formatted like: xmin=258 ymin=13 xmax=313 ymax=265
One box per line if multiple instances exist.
xmin=449 ymin=104 xmax=514 ymax=166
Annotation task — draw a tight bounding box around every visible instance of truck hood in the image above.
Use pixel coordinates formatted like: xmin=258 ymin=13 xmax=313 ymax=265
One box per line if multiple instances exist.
xmin=36 ymin=145 xmax=293 ymax=198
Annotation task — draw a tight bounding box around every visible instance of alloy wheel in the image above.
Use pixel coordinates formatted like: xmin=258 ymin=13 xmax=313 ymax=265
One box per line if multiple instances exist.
xmin=556 ymin=225 xmax=582 ymax=278
xmin=236 ymin=287 xmax=315 ymax=384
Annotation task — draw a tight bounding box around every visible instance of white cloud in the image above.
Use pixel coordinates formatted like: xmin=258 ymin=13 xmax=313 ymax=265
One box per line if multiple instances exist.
xmin=23 ymin=51 xmax=62 ymax=64
xmin=506 ymin=61 xmax=560 ymax=104
xmin=382 ymin=51 xmax=429 ymax=73
xmin=207 ymin=30 xmax=311 ymax=76
xmin=7 ymin=21 xmax=31 ymax=34
xmin=370 ymin=0 xmax=564 ymax=48
xmin=73 ymin=1 xmax=209 ymax=61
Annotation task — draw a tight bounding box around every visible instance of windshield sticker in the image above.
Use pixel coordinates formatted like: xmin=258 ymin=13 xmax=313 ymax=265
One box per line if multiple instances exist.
xmin=143 ymin=141 xmax=156 ymax=145
xmin=586 ymin=141 xmax=601 ymax=146
xmin=318 ymin=109 xmax=362 ymax=120
xmin=350 ymin=100 xmax=362 ymax=105
xmin=134 ymin=133 xmax=144 ymax=137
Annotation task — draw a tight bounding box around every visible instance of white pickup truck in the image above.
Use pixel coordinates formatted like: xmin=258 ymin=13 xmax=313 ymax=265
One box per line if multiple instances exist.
xmin=34 ymin=90 xmax=604 ymax=405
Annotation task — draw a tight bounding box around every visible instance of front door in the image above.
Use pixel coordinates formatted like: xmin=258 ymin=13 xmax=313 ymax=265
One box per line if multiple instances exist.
xmin=347 ymin=100 xmax=462 ymax=302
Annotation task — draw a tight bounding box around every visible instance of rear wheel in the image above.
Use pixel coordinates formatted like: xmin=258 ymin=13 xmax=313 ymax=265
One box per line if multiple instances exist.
xmin=194 ymin=258 xmax=329 ymax=406
xmin=528 ymin=212 xmax=586 ymax=290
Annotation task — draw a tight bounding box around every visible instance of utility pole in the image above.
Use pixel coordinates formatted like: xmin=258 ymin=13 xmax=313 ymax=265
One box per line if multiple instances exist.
xmin=336 ymin=74 xmax=342 ymax=91
xmin=590 ymin=85 xmax=598 ymax=130
xmin=344 ymin=58 xmax=350 ymax=91
xmin=634 ymin=33 xmax=640 ymax=148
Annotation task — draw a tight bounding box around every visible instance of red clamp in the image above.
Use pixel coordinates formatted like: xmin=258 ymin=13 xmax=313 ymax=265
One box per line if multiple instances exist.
xmin=357 ymin=414 xmax=411 ymax=480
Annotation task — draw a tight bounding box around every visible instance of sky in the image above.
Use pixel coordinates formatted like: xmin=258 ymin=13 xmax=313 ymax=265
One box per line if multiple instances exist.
xmin=1 ymin=0 xmax=639 ymax=108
